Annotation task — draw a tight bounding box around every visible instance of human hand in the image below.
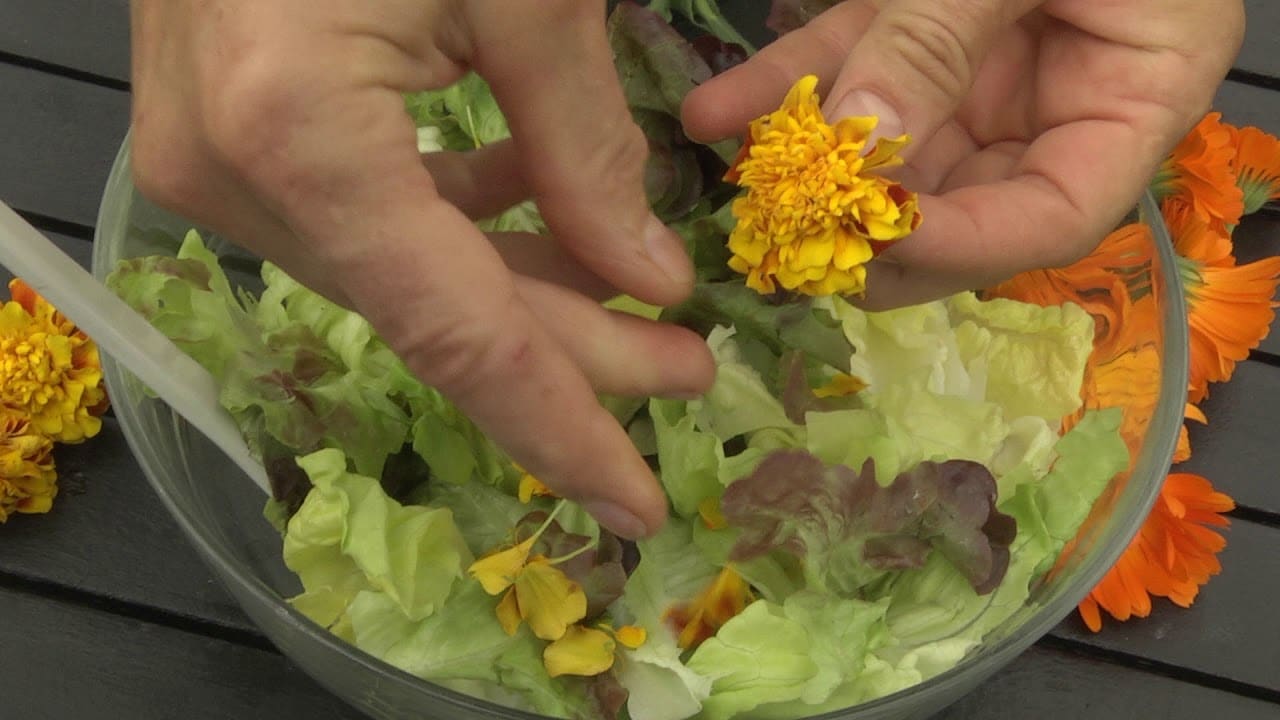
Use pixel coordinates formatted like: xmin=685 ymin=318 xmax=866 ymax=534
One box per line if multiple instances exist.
xmin=128 ymin=0 xmax=717 ymax=538
xmin=684 ymin=0 xmax=1245 ymax=309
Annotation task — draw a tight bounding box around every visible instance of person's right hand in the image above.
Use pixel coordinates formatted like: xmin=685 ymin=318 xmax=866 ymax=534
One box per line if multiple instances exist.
xmin=129 ymin=0 xmax=717 ymax=538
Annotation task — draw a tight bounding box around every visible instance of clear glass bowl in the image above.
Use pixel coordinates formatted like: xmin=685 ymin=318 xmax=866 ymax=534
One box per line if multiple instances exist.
xmin=92 ymin=128 xmax=1187 ymax=719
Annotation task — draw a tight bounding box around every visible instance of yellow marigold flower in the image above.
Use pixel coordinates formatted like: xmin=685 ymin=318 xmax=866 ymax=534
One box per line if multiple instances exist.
xmin=1 ymin=279 xmax=108 ymax=443
xmin=725 ymin=75 xmax=922 ymax=297
xmin=0 ymin=411 xmax=57 ymax=521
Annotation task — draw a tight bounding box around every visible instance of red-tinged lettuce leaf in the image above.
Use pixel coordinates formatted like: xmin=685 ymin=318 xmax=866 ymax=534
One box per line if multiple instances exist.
xmin=690 ymin=34 xmax=749 ymax=74
xmin=720 ymin=450 xmax=1016 ymax=595
xmin=766 ymin=0 xmax=842 ymax=35
xmin=609 ymin=1 xmax=712 ymax=116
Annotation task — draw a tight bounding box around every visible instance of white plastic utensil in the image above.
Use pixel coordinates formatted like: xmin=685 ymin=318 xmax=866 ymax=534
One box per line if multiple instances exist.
xmin=0 ymin=200 xmax=269 ymax=494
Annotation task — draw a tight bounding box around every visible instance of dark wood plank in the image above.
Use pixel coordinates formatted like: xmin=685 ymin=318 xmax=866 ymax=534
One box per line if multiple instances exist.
xmin=1214 ymin=79 xmax=1280 ymax=136
xmin=0 ymin=415 xmax=255 ymax=634
xmin=1231 ymin=214 xmax=1280 ymax=358
xmin=1181 ymin=361 xmax=1280 ymax=515
xmin=934 ymin=643 xmax=1280 ymax=720
xmin=0 ymin=0 xmax=130 ymax=83
xmin=0 ymin=586 xmax=364 ymax=720
xmin=1052 ymin=518 xmax=1280 ymax=693
xmin=0 ymin=62 xmax=129 ymax=228
xmin=1239 ymin=0 xmax=1280 ymax=80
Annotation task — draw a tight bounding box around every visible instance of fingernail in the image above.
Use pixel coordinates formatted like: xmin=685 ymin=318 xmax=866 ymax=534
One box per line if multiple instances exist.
xmin=644 ymin=216 xmax=694 ymax=288
xmin=582 ymin=499 xmax=651 ymax=540
xmin=828 ymin=90 xmax=905 ymax=143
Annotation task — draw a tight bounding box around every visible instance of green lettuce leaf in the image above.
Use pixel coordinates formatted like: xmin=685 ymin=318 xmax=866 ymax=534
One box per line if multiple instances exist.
xmin=947 ymin=292 xmax=1093 ymax=422
xmin=283 ymin=449 xmax=472 ymax=627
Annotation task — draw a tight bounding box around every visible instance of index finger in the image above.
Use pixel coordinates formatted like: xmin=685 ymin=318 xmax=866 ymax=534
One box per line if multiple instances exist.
xmin=461 ymin=0 xmax=697 ymax=309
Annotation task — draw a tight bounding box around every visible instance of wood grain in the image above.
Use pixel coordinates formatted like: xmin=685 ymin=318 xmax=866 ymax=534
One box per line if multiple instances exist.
xmin=0 ymin=586 xmax=364 ymax=720
xmin=0 ymin=63 xmax=128 ymax=228
xmin=0 ymin=0 xmax=130 ymax=83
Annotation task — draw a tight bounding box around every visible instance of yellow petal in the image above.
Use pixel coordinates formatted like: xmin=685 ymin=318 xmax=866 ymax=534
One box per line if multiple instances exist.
xmin=517 ymin=471 xmax=554 ymax=504
xmin=543 ymin=626 xmax=616 ymax=678
xmin=613 ymin=625 xmax=647 ymax=650
xmin=468 ymin=536 xmax=535 ymax=595
xmin=813 ymin=373 xmax=868 ymax=398
xmin=495 ymin=587 xmax=523 ymax=636
xmin=697 ymin=497 xmax=727 ymax=530
xmin=515 ymin=558 xmax=587 ymax=641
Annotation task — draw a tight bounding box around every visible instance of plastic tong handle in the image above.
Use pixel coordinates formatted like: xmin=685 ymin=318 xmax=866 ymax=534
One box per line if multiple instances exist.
xmin=0 ymin=201 xmax=269 ymax=494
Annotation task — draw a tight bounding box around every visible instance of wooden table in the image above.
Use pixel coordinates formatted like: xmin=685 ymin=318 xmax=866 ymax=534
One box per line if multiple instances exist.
xmin=1 ymin=2 xmax=1277 ymax=719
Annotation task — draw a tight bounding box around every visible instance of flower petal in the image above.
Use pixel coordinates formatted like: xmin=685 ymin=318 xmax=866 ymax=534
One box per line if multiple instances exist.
xmin=515 ymin=558 xmax=587 ymax=641
xmin=543 ymin=625 xmax=616 ymax=678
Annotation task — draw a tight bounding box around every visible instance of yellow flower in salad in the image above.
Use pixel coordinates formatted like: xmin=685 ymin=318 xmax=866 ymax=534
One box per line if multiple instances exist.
xmin=812 ymin=372 xmax=868 ymax=398
xmin=725 ymin=75 xmax=922 ymax=297
xmin=468 ymin=502 xmax=589 ymax=640
xmin=0 ymin=410 xmax=57 ymax=521
xmin=0 ymin=279 xmax=108 ymax=443
xmin=543 ymin=623 xmax=648 ymax=678
xmin=516 ymin=466 xmax=555 ymax=503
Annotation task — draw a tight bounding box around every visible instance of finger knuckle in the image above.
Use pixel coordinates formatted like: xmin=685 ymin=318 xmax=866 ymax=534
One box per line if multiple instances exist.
xmin=581 ymin=121 xmax=652 ymax=195
xmin=883 ymin=6 xmax=976 ymax=100
xmin=129 ymin=122 xmax=206 ymax=214
xmin=201 ymin=61 xmax=301 ymax=184
xmin=397 ymin=291 xmax=536 ymax=402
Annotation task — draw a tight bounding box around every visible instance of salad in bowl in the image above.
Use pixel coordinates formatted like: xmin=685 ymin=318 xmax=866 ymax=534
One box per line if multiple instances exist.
xmin=92 ymin=2 xmax=1186 ymax=719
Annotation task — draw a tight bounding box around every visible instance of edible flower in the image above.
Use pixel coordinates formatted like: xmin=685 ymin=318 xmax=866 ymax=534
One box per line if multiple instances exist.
xmin=1226 ymin=123 xmax=1280 ymax=214
xmin=724 ymin=75 xmax=922 ymax=297
xmin=1164 ymin=198 xmax=1280 ymax=403
xmin=1151 ymin=112 xmax=1244 ymax=234
xmin=0 ymin=279 xmax=108 ymax=443
xmin=543 ymin=623 xmax=647 ymax=678
xmin=468 ymin=502 xmax=589 ymax=641
xmin=516 ymin=466 xmax=555 ymax=503
xmin=0 ymin=410 xmax=57 ymax=521
xmin=1077 ymin=473 xmax=1235 ymax=632
xmin=812 ymin=372 xmax=867 ymax=398
xmin=664 ymin=565 xmax=754 ymax=650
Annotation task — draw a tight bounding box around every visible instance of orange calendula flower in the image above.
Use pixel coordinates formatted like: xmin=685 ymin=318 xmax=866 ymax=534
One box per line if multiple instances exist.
xmin=1151 ymin=112 xmax=1244 ymax=234
xmin=1164 ymin=199 xmax=1280 ymax=403
xmin=985 ymin=223 xmax=1153 ymax=351
xmin=1226 ymin=123 xmax=1280 ymax=215
xmin=0 ymin=411 xmax=57 ymax=521
xmin=724 ymin=75 xmax=922 ymax=297
xmin=1077 ymin=473 xmax=1234 ymax=632
xmin=664 ymin=565 xmax=754 ymax=650
xmin=1 ymin=279 xmax=108 ymax=443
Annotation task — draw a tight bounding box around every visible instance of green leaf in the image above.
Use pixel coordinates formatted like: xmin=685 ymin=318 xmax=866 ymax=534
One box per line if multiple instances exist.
xmin=284 ymin=449 xmax=473 ymax=626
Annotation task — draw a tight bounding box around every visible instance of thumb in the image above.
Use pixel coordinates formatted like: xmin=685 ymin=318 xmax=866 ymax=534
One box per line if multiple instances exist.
xmin=823 ymin=0 xmax=1041 ymax=145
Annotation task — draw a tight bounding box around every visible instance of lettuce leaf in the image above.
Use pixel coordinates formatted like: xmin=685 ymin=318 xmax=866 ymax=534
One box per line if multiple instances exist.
xmin=721 ymin=450 xmax=1015 ymax=596
xmin=283 ymin=449 xmax=472 ymax=627
xmin=947 ymin=292 xmax=1093 ymax=422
